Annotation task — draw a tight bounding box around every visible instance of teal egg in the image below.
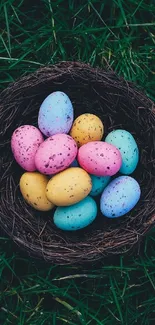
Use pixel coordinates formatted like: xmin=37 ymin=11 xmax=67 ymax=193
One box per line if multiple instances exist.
xmin=105 ymin=129 xmax=139 ymax=175
xmin=53 ymin=196 xmax=97 ymax=231
xmin=70 ymin=159 xmax=79 ymax=167
xmin=90 ymin=175 xmax=111 ymax=196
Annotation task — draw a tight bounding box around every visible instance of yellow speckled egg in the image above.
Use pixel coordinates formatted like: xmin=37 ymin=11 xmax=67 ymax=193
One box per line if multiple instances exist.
xmin=46 ymin=167 xmax=92 ymax=206
xmin=19 ymin=172 xmax=54 ymax=211
xmin=70 ymin=113 xmax=104 ymax=147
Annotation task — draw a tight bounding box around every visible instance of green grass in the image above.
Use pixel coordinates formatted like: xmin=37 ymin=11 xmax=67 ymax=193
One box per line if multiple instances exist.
xmin=0 ymin=1 xmax=155 ymax=324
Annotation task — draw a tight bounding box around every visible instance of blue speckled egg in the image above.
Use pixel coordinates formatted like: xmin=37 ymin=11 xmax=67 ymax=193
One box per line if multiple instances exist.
xmin=38 ymin=91 xmax=74 ymax=137
xmin=90 ymin=175 xmax=111 ymax=196
xmin=100 ymin=176 xmax=141 ymax=218
xmin=53 ymin=196 xmax=97 ymax=231
xmin=70 ymin=159 xmax=79 ymax=167
xmin=105 ymin=129 xmax=139 ymax=174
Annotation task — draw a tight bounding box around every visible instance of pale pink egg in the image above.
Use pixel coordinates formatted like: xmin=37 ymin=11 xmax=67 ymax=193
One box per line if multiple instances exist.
xmin=11 ymin=125 xmax=44 ymax=171
xmin=78 ymin=141 xmax=122 ymax=176
xmin=35 ymin=134 xmax=78 ymax=175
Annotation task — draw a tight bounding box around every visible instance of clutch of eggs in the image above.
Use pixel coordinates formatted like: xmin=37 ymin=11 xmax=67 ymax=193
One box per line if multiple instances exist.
xmin=11 ymin=90 xmax=141 ymax=231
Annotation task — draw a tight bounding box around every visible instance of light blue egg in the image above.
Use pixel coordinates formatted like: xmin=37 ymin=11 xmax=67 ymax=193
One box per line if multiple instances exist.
xmin=100 ymin=176 xmax=141 ymax=218
xmin=54 ymin=196 xmax=97 ymax=231
xmin=105 ymin=129 xmax=139 ymax=175
xmin=90 ymin=175 xmax=111 ymax=196
xmin=70 ymin=159 xmax=79 ymax=167
xmin=38 ymin=91 xmax=74 ymax=137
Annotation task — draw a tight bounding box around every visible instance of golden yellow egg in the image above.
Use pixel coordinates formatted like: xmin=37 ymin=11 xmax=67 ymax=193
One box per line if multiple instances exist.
xmin=19 ymin=172 xmax=54 ymax=211
xmin=70 ymin=113 xmax=104 ymax=147
xmin=46 ymin=167 xmax=92 ymax=206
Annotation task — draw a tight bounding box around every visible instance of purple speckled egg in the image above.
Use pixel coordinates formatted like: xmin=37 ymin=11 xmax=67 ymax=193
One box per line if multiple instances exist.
xmin=78 ymin=141 xmax=122 ymax=176
xmin=35 ymin=134 xmax=77 ymax=175
xmin=100 ymin=176 xmax=141 ymax=218
xmin=11 ymin=125 xmax=44 ymax=171
xmin=38 ymin=91 xmax=74 ymax=137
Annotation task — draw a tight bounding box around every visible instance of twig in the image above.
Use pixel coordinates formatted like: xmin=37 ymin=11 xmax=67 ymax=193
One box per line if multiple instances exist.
xmin=53 ymin=297 xmax=85 ymax=324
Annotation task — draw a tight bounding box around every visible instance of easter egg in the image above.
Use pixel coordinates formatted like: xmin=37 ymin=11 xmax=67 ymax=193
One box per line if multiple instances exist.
xmin=70 ymin=159 xmax=79 ymax=167
xmin=19 ymin=172 xmax=54 ymax=211
xmin=90 ymin=175 xmax=111 ymax=196
xmin=78 ymin=141 xmax=122 ymax=176
xmin=11 ymin=125 xmax=44 ymax=171
xmin=105 ymin=129 xmax=139 ymax=174
xmin=38 ymin=91 xmax=74 ymax=137
xmin=35 ymin=134 xmax=77 ymax=175
xmin=46 ymin=167 xmax=92 ymax=206
xmin=100 ymin=176 xmax=141 ymax=218
xmin=70 ymin=113 xmax=104 ymax=147
xmin=54 ymin=196 xmax=97 ymax=231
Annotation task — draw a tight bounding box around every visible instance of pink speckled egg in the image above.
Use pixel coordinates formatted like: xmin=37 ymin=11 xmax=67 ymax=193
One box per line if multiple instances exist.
xmin=35 ymin=134 xmax=78 ymax=175
xmin=78 ymin=141 xmax=122 ymax=176
xmin=11 ymin=125 xmax=44 ymax=171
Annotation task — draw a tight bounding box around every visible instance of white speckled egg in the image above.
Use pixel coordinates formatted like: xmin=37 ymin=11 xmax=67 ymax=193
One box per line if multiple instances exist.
xmin=11 ymin=125 xmax=44 ymax=171
xmin=100 ymin=176 xmax=141 ymax=218
xmin=38 ymin=91 xmax=74 ymax=137
xmin=105 ymin=129 xmax=139 ymax=174
xmin=53 ymin=196 xmax=97 ymax=231
xmin=90 ymin=175 xmax=111 ymax=196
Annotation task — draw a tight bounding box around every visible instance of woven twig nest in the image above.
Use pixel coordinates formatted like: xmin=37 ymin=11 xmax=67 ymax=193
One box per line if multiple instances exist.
xmin=0 ymin=61 xmax=155 ymax=265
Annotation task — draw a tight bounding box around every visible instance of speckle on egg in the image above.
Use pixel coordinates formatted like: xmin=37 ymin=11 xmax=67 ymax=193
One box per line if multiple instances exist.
xmin=100 ymin=176 xmax=141 ymax=218
xmin=78 ymin=141 xmax=122 ymax=176
xmin=90 ymin=175 xmax=111 ymax=196
xmin=11 ymin=125 xmax=44 ymax=171
xmin=38 ymin=91 xmax=74 ymax=137
xmin=53 ymin=196 xmax=97 ymax=231
xmin=35 ymin=134 xmax=77 ymax=175
xmin=105 ymin=129 xmax=139 ymax=174
xmin=70 ymin=113 xmax=104 ymax=147
xmin=19 ymin=172 xmax=54 ymax=211
xmin=46 ymin=167 xmax=92 ymax=206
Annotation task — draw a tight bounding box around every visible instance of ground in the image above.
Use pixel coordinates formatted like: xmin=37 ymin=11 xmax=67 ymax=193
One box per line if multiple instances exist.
xmin=0 ymin=1 xmax=155 ymax=324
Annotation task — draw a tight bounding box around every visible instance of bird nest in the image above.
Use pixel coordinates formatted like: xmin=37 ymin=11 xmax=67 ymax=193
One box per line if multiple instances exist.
xmin=0 ymin=61 xmax=155 ymax=265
